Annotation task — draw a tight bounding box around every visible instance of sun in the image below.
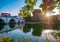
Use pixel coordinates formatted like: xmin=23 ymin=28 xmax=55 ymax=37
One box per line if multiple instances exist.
xmin=46 ymin=13 xmax=51 ymax=16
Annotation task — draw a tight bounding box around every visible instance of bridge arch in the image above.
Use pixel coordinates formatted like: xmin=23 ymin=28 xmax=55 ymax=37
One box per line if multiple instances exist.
xmin=9 ymin=19 xmax=16 ymax=28
xmin=18 ymin=20 xmax=20 ymax=25
xmin=0 ymin=19 xmax=5 ymax=30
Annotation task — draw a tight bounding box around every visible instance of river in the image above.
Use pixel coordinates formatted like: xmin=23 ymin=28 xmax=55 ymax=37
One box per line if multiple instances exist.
xmin=0 ymin=23 xmax=59 ymax=42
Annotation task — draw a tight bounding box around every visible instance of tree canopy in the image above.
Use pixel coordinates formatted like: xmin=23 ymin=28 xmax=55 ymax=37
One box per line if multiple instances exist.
xmin=18 ymin=0 xmax=60 ymax=18
xmin=18 ymin=0 xmax=37 ymax=18
xmin=39 ymin=0 xmax=60 ymax=15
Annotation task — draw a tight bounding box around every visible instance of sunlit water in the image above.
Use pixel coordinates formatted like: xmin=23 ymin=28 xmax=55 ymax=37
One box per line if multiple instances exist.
xmin=0 ymin=23 xmax=59 ymax=42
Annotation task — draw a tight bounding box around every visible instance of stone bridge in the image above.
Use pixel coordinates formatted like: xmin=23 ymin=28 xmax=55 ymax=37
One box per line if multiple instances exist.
xmin=0 ymin=16 xmax=25 ymax=33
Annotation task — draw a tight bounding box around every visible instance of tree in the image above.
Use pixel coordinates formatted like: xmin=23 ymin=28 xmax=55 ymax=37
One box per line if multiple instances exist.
xmin=55 ymin=0 xmax=60 ymax=11
xmin=40 ymin=0 xmax=60 ymax=15
xmin=39 ymin=0 xmax=60 ymax=15
xmin=18 ymin=0 xmax=37 ymax=18
xmin=32 ymin=9 xmax=44 ymax=22
xmin=25 ymin=0 xmax=37 ymax=7
xmin=39 ymin=0 xmax=60 ymax=29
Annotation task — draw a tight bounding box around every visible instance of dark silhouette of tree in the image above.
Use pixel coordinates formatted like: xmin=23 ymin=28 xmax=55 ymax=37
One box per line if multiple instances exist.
xmin=32 ymin=24 xmax=43 ymax=36
xmin=23 ymin=24 xmax=32 ymax=33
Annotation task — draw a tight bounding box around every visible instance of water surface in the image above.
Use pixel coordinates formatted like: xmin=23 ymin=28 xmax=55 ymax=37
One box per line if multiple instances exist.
xmin=0 ymin=23 xmax=59 ymax=42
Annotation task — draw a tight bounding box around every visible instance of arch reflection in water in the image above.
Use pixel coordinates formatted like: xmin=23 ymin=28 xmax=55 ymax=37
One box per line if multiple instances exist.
xmin=0 ymin=19 xmax=5 ymax=25
xmin=0 ymin=19 xmax=5 ymax=30
xmin=9 ymin=19 xmax=16 ymax=28
xmin=0 ymin=25 xmax=5 ymax=31
xmin=18 ymin=20 xmax=20 ymax=25
xmin=0 ymin=24 xmax=23 ymax=33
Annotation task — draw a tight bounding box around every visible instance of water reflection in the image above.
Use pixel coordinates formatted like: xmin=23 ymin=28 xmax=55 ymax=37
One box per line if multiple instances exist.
xmin=23 ymin=24 xmax=32 ymax=33
xmin=32 ymin=24 xmax=43 ymax=36
xmin=23 ymin=23 xmax=43 ymax=36
xmin=0 ymin=23 xmax=60 ymax=42
xmin=0 ymin=23 xmax=24 ymax=33
xmin=0 ymin=24 xmax=24 ymax=42
xmin=0 ymin=25 xmax=5 ymax=30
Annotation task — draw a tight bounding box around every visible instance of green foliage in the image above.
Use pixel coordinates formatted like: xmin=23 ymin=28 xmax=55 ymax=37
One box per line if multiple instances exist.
xmin=40 ymin=4 xmax=46 ymax=11
xmin=57 ymin=0 xmax=60 ymax=6
xmin=0 ymin=37 xmax=13 ymax=42
xmin=51 ymin=32 xmax=56 ymax=35
xmin=32 ymin=9 xmax=45 ymax=22
xmin=23 ymin=24 xmax=32 ymax=33
xmin=23 ymin=38 xmax=32 ymax=42
xmin=25 ymin=0 xmax=37 ymax=6
xmin=57 ymin=0 xmax=60 ymax=4
xmin=42 ymin=0 xmax=45 ymax=3
xmin=56 ymin=32 xmax=60 ymax=36
xmin=24 ymin=16 xmax=33 ymax=22
xmin=39 ymin=0 xmax=59 ymax=14
xmin=16 ymin=36 xmax=18 ymax=42
xmin=32 ymin=24 xmax=43 ymax=36
xmin=23 ymin=23 xmax=43 ymax=36
xmin=18 ymin=0 xmax=37 ymax=18
xmin=18 ymin=0 xmax=60 ymax=18
xmin=53 ymin=19 xmax=60 ymax=30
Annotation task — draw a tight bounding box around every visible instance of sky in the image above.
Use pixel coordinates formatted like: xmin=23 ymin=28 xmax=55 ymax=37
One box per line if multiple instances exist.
xmin=0 ymin=0 xmax=42 ymax=16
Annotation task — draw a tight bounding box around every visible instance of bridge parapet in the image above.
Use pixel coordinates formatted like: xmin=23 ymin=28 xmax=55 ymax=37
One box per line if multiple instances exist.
xmin=0 ymin=16 xmax=24 ymax=24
